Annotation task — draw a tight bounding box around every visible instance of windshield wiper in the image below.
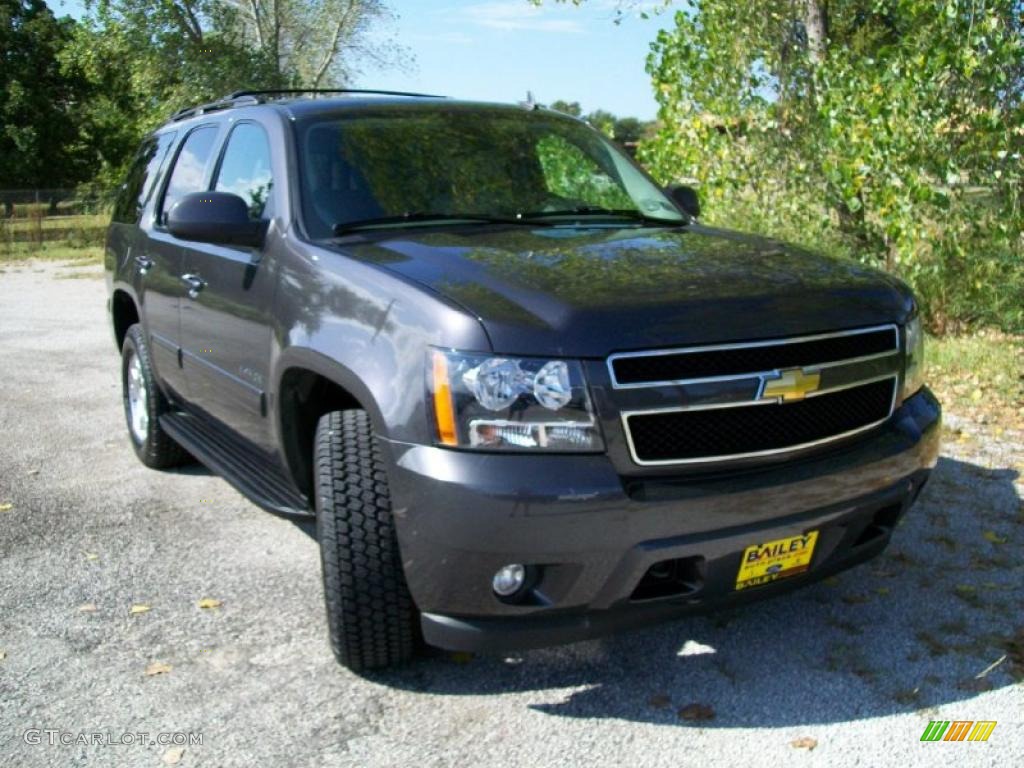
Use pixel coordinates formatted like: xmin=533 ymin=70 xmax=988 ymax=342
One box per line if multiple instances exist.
xmin=516 ymin=207 xmax=687 ymax=226
xmin=332 ymin=212 xmax=529 ymax=236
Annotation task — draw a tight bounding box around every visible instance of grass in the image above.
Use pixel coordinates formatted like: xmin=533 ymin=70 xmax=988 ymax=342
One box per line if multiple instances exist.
xmin=926 ymin=331 xmax=1024 ymax=433
xmin=0 ymin=242 xmax=103 ymax=265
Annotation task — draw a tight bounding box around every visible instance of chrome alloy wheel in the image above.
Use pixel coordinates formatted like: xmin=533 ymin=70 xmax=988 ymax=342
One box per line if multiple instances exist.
xmin=126 ymin=351 xmax=149 ymax=443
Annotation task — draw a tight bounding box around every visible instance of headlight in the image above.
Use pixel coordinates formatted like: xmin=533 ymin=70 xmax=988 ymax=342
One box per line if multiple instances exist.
xmin=903 ymin=314 xmax=925 ymax=398
xmin=429 ymin=349 xmax=604 ymax=452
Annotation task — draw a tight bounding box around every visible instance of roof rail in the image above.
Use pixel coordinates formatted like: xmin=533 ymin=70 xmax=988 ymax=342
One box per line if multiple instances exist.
xmin=169 ymin=95 xmax=260 ymax=123
xmin=169 ymin=88 xmax=446 ymax=123
xmin=224 ymin=88 xmax=447 ymax=100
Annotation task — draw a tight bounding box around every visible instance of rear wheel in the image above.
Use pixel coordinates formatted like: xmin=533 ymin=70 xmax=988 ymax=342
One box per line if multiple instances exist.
xmin=315 ymin=409 xmax=418 ymax=671
xmin=121 ymin=324 xmax=189 ymax=468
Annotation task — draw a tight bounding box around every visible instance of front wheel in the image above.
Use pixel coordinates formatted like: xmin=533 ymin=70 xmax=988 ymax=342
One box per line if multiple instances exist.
xmin=121 ymin=325 xmax=189 ymax=469
xmin=315 ymin=409 xmax=418 ymax=671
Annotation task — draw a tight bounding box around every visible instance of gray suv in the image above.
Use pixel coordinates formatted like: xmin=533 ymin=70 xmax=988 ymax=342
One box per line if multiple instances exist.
xmin=106 ymin=89 xmax=941 ymax=671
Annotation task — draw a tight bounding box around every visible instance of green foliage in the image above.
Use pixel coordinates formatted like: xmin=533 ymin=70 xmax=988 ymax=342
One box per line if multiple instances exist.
xmin=0 ymin=0 xmax=93 ymax=188
xmin=2 ymin=1 xmax=399 ymax=190
xmin=61 ymin=0 xmax=288 ymax=187
xmin=641 ymin=0 xmax=1024 ymax=333
xmin=548 ymin=99 xmax=654 ymax=144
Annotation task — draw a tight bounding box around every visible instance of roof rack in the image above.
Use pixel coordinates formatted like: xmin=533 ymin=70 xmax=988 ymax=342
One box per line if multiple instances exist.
xmin=169 ymin=88 xmax=446 ymax=123
xmin=225 ymin=88 xmax=447 ymax=100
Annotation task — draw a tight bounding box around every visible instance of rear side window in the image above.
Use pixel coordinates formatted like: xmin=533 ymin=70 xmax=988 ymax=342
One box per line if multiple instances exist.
xmin=159 ymin=126 xmax=219 ymax=224
xmin=214 ymin=123 xmax=274 ymax=220
xmin=111 ymin=132 xmax=176 ymax=224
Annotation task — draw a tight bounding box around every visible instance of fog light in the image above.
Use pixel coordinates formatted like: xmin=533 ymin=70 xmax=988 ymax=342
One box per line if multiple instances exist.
xmin=492 ymin=564 xmax=526 ymax=597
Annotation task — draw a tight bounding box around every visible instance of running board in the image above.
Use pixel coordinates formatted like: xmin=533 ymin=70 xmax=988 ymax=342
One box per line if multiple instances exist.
xmin=161 ymin=411 xmax=312 ymax=517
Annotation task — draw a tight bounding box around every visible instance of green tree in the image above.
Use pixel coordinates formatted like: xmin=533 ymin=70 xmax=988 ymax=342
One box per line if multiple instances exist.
xmin=611 ymin=115 xmax=648 ymax=144
xmin=537 ymin=0 xmax=1024 ymax=332
xmin=549 ymin=99 xmax=583 ymax=117
xmin=585 ymin=108 xmax=617 ymax=137
xmin=0 ymin=0 xmax=91 ymax=190
xmin=64 ymin=0 xmax=400 ymax=186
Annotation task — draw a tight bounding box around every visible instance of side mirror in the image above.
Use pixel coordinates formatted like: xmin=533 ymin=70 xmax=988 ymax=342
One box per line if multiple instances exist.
xmin=666 ymin=184 xmax=701 ymax=218
xmin=167 ymin=191 xmax=265 ymax=248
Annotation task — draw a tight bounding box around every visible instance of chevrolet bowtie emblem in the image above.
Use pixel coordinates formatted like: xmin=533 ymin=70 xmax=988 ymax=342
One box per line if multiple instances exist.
xmin=761 ymin=367 xmax=821 ymax=402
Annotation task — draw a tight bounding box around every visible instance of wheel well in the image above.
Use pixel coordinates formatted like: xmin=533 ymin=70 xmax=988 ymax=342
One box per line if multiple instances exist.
xmin=112 ymin=290 xmax=139 ymax=350
xmin=278 ymin=368 xmax=363 ymax=498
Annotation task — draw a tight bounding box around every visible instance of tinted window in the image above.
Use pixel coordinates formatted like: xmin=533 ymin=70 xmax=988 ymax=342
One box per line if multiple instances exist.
xmin=296 ymin=111 xmax=682 ymax=238
xmin=112 ymin=132 xmax=176 ymax=224
xmin=214 ymin=123 xmax=274 ymax=220
xmin=159 ymin=126 xmax=219 ymax=224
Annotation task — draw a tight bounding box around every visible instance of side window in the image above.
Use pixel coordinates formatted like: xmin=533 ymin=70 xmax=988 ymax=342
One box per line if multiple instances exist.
xmin=111 ymin=132 xmax=176 ymax=224
xmin=159 ymin=126 xmax=219 ymax=224
xmin=535 ymin=135 xmax=633 ymax=211
xmin=214 ymin=123 xmax=274 ymax=220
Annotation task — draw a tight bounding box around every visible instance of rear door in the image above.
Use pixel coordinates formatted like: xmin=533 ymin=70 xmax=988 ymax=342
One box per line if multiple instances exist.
xmin=112 ymin=131 xmax=178 ymax=385
xmin=177 ymin=120 xmax=278 ymax=450
xmin=142 ymin=124 xmax=222 ymax=399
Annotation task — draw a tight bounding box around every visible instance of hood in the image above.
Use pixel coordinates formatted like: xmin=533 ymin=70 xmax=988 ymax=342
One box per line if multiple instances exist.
xmin=335 ymin=224 xmax=914 ymax=357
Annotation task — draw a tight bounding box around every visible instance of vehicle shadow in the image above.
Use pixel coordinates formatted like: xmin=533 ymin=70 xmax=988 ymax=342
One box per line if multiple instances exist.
xmin=370 ymin=455 xmax=1022 ymax=727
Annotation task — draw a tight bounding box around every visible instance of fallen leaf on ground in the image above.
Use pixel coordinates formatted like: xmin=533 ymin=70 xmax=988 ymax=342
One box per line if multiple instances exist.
xmin=78 ymin=604 xmax=97 ymax=613
xmin=145 ymin=661 xmax=172 ymax=677
xmin=197 ymin=598 xmax=222 ymax=610
xmin=0 ymin=650 xmax=6 ymax=661
xmin=162 ymin=747 xmax=185 ymax=765
xmin=875 ymin=587 xmax=891 ymax=596
xmin=648 ymin=693 xmax=671 ymax=709
xmin=678 ymin=702 xmax=715 ymax=721
xmin=83 ymin=552 xmax=99 ymax=561
xmin=130 ymin=604 xmax=151 ymax=615
xmin=791 ymin=736 xmax=818 ymax=750
xmin=983 ymin=530 xmax=1008 ymax=544
xmin=0 ymin=503 xmax=13 ymax=512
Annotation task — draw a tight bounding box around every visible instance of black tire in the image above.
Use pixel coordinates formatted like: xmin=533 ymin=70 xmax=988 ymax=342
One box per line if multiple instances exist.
xmin=121 ymin=324 xmax=189 ymax=469
xmin=315 ymin=409 xmax=418 ymax=671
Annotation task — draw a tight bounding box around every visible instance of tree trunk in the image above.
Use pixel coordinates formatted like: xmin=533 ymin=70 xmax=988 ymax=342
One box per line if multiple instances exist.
xmin=804 ymin=0 xmax=828 ymax=64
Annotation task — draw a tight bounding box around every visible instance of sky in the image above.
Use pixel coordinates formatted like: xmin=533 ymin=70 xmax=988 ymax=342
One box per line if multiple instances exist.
xmin=45 ymin=0 xmax=672 ymax=120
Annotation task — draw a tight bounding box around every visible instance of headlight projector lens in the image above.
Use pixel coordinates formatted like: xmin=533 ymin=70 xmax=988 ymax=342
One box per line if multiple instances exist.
xmin=533 ymin=360 xmax=573 ymax=410
xmin=462 ymin=358 xmax=523 ymax=411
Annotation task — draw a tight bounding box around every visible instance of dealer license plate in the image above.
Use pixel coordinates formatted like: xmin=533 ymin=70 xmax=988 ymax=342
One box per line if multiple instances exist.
xmin=735 ymin=531 xmax=819 ymax=591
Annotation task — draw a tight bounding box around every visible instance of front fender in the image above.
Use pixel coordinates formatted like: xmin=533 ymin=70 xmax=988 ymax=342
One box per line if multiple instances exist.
xmin=270 ymin=240 xmax=491 ymax=445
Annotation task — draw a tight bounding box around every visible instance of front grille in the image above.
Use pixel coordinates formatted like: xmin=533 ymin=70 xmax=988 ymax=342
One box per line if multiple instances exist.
xmin=611 ymin=326 xmax=897 ymax=386
xmin=626 ymin=378 xmax=896 ymax=464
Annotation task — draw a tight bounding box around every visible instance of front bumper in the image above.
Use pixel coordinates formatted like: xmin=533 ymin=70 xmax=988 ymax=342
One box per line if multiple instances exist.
xmin=383 ymin=388 xmax=941 ymax=653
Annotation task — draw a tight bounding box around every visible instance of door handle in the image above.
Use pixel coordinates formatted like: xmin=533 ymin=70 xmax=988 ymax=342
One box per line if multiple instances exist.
xmin=180 ymin=273 xmax=206 ymax=299
xmin=134 ymin=255 xmax=153 ymax=275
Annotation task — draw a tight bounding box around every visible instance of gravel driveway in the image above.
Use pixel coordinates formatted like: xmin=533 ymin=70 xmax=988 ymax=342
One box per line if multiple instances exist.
xmin=1 ymin=261 xmax=1021 ymax=767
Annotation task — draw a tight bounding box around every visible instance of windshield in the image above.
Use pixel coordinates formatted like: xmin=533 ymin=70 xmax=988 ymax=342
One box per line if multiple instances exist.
xmin=296 ymin=107 xmax=685 ymax=238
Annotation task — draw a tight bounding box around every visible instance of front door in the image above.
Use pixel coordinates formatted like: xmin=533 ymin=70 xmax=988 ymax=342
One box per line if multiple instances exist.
xmin=177 ymin=121 xmax=277 ymax=451
xmin=140 ymin=125 xmax=221 ymax=399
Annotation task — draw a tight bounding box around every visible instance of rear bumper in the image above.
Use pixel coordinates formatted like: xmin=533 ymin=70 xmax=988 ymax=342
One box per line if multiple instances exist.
xmin=384 ymin=388 xmax=941 ymax=653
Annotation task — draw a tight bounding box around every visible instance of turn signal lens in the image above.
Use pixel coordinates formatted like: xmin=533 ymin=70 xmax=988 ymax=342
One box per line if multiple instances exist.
xmin=431 ymin=350 xmax=458 ymax=446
